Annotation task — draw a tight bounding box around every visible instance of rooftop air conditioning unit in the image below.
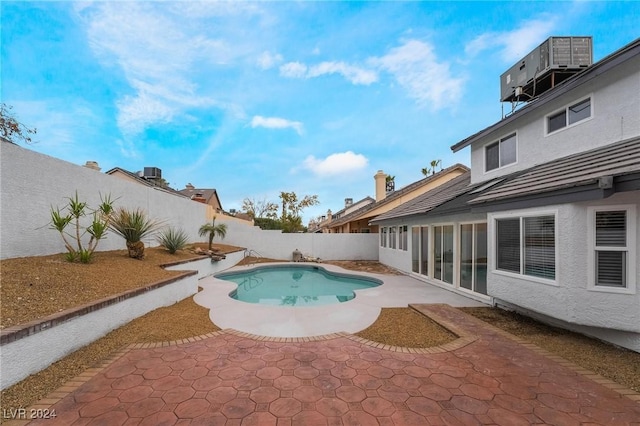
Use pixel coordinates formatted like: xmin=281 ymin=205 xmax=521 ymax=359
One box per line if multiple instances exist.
xmin=143 ymin=167 xmax=162 ymax=179
xmin=500 ymin=36 xmax=593 ymax=102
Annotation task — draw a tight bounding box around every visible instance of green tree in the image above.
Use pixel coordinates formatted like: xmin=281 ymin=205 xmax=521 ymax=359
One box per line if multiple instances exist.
xmin=198 ymin=217 xmax=228 ymax=250
xmin=421 ymin=167 xmax=430 ymax=176
xmin=279 ymin=192 xmax=319 ymax=233
xmin=0 ymin=103 xmax=37 ymax=145
xmin=429 ymin=159 xmax=442 ymax=175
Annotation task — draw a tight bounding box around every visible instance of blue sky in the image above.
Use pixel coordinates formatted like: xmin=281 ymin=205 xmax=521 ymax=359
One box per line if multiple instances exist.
xmin=2 ymin=1 xmax=638 ymax=223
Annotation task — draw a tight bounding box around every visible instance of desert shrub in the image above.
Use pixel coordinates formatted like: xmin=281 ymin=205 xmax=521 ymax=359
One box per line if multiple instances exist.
xmin=157 ymin=227 xmax=189 ymax=254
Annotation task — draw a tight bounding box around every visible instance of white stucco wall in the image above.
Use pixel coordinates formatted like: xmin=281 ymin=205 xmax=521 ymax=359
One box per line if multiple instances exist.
xmin=217 ymin=216 xmax=379 ymax=261
xmin=469 ymin=56 xmax=640 ymax=184
xmin=488 ymin=192 xmax=640 ymax=350
xmin=0 ymin=143 xmax=377 ymax=261
xmin=0 ymin=142 xmax=208 ymax=259
xmin=0 ymin=273 xmax=198 ymax=390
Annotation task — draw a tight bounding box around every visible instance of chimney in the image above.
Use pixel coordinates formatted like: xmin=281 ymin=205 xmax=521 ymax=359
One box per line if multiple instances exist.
xmin=374 ymin=170 xmax=387 ymax=201
xmin=84 ymin=161 xmax=101 ymax=171
xmin=345 ymin=198 xmax=353 ymax=208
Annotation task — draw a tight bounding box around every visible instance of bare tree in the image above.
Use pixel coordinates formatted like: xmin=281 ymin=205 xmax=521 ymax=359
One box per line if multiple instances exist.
xmin=1 ymin=103 xmax=36 ymax=145
xmin=241 ymin=197 xmax=278 ymax=219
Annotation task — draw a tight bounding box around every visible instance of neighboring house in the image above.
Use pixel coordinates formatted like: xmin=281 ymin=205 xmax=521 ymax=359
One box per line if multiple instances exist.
xmin=372 ymin=37 xmax=640 ymax=351
xmin=179 ymin=183 xmax=223 ymax=213
xmin=326 ymin=164 xmax=469 ymax=234
xmin=310 ymin=196 xmax=375 ymax=233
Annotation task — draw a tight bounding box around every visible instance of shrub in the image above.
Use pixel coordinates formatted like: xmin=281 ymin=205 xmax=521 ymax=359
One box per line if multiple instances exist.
xmin=157 ymin=227 xmax=189 ymax=254
xmin=109 ymin=208 xmax=163 ymax=259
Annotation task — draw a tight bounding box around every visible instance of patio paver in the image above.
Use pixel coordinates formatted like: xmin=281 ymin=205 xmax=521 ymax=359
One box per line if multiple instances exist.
xmin=9 ymin=305 xmax=640 ymax=425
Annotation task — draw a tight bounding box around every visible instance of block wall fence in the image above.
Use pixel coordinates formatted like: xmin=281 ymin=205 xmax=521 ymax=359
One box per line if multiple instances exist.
xmin=0 ymin=142 xmax=378 ymax=261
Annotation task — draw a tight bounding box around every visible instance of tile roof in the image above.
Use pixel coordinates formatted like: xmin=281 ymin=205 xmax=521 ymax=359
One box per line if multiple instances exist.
xmin=369 ymin=172 xmax=472 ymax=223
xmin=328 ymin=164 xmax=469 ymax=227
xmin=469 ymin=136 xmax=640 ymax=205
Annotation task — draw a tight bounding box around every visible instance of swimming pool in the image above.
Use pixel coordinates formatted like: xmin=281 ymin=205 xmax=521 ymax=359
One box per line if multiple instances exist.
xmin=216 ymin=265 xmax=382 ymax=307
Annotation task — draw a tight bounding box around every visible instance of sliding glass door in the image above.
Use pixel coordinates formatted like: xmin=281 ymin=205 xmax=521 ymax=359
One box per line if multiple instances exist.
xmin=433 ymin=225 xmax=453 ymax=284
xmin=459 ymin=223 xmax=487 ymax=295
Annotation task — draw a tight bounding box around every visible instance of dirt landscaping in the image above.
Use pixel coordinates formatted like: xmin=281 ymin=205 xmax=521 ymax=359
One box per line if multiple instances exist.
xmin=1 ymin=246 xmax=638 ymax=414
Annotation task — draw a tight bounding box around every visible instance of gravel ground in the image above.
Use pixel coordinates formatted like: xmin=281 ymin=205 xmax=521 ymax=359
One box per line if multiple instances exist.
xmin=1 ymin=248 xmax=638 ymax=414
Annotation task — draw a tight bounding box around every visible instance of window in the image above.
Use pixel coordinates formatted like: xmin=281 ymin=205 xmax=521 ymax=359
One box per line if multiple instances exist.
xmin=433 ymin=225 xmax=454 ymax=284
xmin=547 ymin=97 xmax=591 ymax=134
xmin=398 ymin=226 xmax=408 ymax=251
xmin=460 ymin=223 xmax=487 ymax=295
xmin=412 ymin=226 xmax=429 ymax=276
xmin=485 ymin=133 xmax=516 ymax=172
xmin=590 ymin=208 xmax=635 ymax=289
xmin=495 ymin=214 xmax=556 ymax=281
xmin=380 ymin=227 xmax=387 ymax=247
xmin=389 ymin=226 xmax=397 ymax=249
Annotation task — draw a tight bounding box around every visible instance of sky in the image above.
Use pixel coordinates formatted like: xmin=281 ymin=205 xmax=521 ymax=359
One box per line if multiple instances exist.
xmin=2 ymin=1 xmax=638 ymax=224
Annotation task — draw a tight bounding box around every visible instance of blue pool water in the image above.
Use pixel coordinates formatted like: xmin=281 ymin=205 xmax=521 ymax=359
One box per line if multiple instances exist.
xmin=216 ymin=265 xmax=381 ymax=307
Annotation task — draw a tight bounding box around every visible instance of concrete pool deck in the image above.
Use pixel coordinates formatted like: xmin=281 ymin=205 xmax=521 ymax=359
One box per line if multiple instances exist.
xmin=194 ymin=262 xmax=487 ymax=338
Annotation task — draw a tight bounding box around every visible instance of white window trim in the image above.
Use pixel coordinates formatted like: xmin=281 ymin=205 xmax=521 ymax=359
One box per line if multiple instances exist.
xmin=545 ymin=94 xmax=593 ymax=136
xmin=587 ymin=205 xmax=637 ymax=295
xmin=483 ymin=131 xmax=518 ymax=174
xmin=431 ymin=222 xmax=456 ymax=285
xmin=490 ymin=210 xmax=559 ymax=287
xmin=458 ymin=221 xmax=488 ymax=296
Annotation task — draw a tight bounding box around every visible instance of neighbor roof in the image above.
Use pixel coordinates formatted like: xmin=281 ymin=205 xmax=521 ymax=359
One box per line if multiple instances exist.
xmin=369 ymin=172 xmax=471 ymax=223
xmin=328 ymin=164 xmax=469 ymax=228
xmin=178 ymin=187 xmax=222 ymax=209
xmin=105 ymin=167 xmax=187 ymax=197
xmin=451 ymin=37 xmax=640 ymax=153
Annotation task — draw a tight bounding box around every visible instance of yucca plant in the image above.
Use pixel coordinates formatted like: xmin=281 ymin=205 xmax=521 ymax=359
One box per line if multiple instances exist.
xmin=50 ymin=192 xmax=115 ymax=263
xmin=109 ymin=207 xmax=162 ymax=259
xmin=198 ymin=217 xmax=228 ymax=251
xmin=156 ymin=227 xmax=190 ymax=254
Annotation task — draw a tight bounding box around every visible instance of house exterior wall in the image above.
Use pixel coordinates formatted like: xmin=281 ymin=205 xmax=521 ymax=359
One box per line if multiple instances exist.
xmin=377 ymin=212 xmax=490 ymax=303
xmin=469 ymin=55 xmax=640 ymax=184
xmin=487 ymin=191 xmax=640 ymax=350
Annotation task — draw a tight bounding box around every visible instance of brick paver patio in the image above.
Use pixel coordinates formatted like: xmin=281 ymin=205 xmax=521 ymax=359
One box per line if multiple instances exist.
xmin=10 ymin=305 xmax=640 ymax=425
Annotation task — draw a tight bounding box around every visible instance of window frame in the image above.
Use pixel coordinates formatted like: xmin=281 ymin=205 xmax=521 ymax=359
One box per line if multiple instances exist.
xmin=389 ymin=226 xmax=397 ymax=249
xmin=398 ymin=225 xmax=408 ymax=251
xmin=484 ymin=132 xmax=517 ymax=173
xmin=587 ymin=205 xmax=636 ymax=294
xmin=545 ymin=95 xmax=593 ymax=135
xmin=491 ymin=211 xmax=559 ymax=286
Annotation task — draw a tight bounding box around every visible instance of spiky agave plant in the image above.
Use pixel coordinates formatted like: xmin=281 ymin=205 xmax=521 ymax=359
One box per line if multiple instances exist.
xmin=156 ymin=227 xmax=190 ymax=254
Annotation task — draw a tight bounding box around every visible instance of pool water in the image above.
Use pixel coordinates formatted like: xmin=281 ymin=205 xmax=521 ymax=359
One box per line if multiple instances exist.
xmin=217 ymin=265 xmax=381 ymax=307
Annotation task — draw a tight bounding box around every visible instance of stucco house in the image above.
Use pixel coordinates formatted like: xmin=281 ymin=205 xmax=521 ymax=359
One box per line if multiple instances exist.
xmin=179 ymin=183 xmax=223 ymax=213
xmin=326 ymin=164 xmax=469 ymax=234
xmin=372 ymin=37 xmax=640 ymax=351
xmin=310 ymin=196 xmax=375 ymax=233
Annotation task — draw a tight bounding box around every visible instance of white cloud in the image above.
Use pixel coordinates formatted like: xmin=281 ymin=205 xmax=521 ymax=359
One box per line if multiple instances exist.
xmin=303 ymin=151 xmax=369 ymax=176
xmin=308 ymin=62 xmax=378 ymax=85
xmin=257 ymin=51 xmax=283 ymax=70
xmin=465 ymin=18 xmax=557 ymax=63
xmin=371 ymin=40 xmax=464 ymax=109
xmin=250 ymin=115 xmax=304 ymax=135
xmin=280 ymin=61 xmax=377 ymax=85
xmin=78 ymin=2 xmax=243 ymax=136
xmin=279 ymin=61 xmax=308 ymax=78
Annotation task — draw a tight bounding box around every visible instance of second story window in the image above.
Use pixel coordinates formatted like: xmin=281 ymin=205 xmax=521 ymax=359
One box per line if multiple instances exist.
xmin=485 ymin=133 xmax=516 ymax=172
xmin=547 ymin=97 xmax=591 ymax=134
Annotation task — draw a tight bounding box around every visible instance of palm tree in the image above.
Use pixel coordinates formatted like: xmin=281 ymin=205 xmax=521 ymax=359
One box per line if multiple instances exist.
xmin=429 ymin=159 xmax=442 ymax=175
xmin=421 ymin=167 xmax=430 ymax=176
xmin=198 ymin=218 xmax=228 ymax=250
xmin=109 ymin=207 xmax=162 ymax=259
